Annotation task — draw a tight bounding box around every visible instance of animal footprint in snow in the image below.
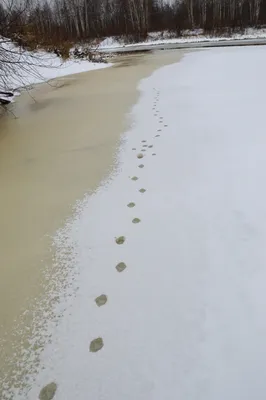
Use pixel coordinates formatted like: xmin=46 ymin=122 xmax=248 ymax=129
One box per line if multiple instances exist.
xmin=127 ymin=202 xmax=136 ymax=208
xmin=139 ymin=188 xmax=146 ymax=193
xmin=152 ymin=153 xmax=156 ymax=156
xmin=95 ymin=295 xmax=107 ymax=307
xmin=116 ymin=262 xmax=127 ymax=272
xmin=39 ymin=382 xmax=57 ymax=400
xmin=138 ymin=164 xmax=144 ymax=168
xmin=131 ymin=176 xmax=139 ymax=181
xmin=132 ymin=218 xmax=141 ymax=224
xmin=116 ymin=236 xmax=126 ymax=245
xmin=137 ymin=153 xmax=144 ymax=159
xmin=132 ymin=148 xmax=136 ymax=151
xmin=148 ymin=145 xmax=153 ymax=148
xmin=90 ymin=337 xmax=104 ymax=353
xmin=155 ymin=135 xmax=160 ymax=137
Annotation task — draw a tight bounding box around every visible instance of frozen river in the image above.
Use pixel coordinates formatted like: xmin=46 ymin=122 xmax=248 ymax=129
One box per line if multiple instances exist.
xmin=4 ymin=45 xmax=266 ymax=399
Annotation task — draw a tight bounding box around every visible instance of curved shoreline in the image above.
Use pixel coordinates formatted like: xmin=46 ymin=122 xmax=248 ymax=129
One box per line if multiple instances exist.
xmin=0 ymin=49 xmax=183 ymax=398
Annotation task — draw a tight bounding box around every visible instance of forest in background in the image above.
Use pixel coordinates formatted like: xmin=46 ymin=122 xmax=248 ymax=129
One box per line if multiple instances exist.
xmin=1 ymin=0 xmax=266 ymax=49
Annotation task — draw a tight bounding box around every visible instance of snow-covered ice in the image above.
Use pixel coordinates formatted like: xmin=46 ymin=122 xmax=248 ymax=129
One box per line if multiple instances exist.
xmin=17 ymin=45 xmax=266 ymax=399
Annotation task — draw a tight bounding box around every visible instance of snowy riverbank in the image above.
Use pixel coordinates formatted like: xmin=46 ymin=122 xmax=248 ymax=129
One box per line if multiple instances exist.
xmin=97 ymin=27 xmax=266 ymax=49
xmin=0 ymin=38 xmax=111 ymax=99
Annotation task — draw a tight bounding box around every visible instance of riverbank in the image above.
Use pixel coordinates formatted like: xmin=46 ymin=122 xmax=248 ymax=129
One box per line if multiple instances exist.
xmin=0 ymin=49 xmax=184 ymax=399
xmin=0 ymin=37 xmax=111 ymax=94
xmin=96 ymin=27 xmax=266 ymax=52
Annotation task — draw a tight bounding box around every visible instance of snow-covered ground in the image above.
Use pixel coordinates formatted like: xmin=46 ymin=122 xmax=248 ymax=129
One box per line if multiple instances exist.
xmin=14 ymin=52 xmax=110 ymax=88
xmin=98 ymin=27 xmax=266 ymax=49
xmin=12 ymin=45 xmax=266 ymax=399
xmin=0 ymin=38 xmax=110 ymax=95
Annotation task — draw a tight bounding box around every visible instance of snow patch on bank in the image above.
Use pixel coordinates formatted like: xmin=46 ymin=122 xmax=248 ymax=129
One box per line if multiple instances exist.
xmin=0 ymin=38 xmax=111 ymax=93
xmin=22 ymin=53 xmax=110 ymax=86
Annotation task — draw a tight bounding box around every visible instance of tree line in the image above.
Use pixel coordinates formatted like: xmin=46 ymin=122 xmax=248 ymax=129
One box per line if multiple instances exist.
xmin=1 ymin=0 xmax=266 ymax=46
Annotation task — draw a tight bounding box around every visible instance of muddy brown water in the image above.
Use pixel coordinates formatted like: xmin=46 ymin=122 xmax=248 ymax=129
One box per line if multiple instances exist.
xmin=0 ymin=50 xmax=183 ymax=396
